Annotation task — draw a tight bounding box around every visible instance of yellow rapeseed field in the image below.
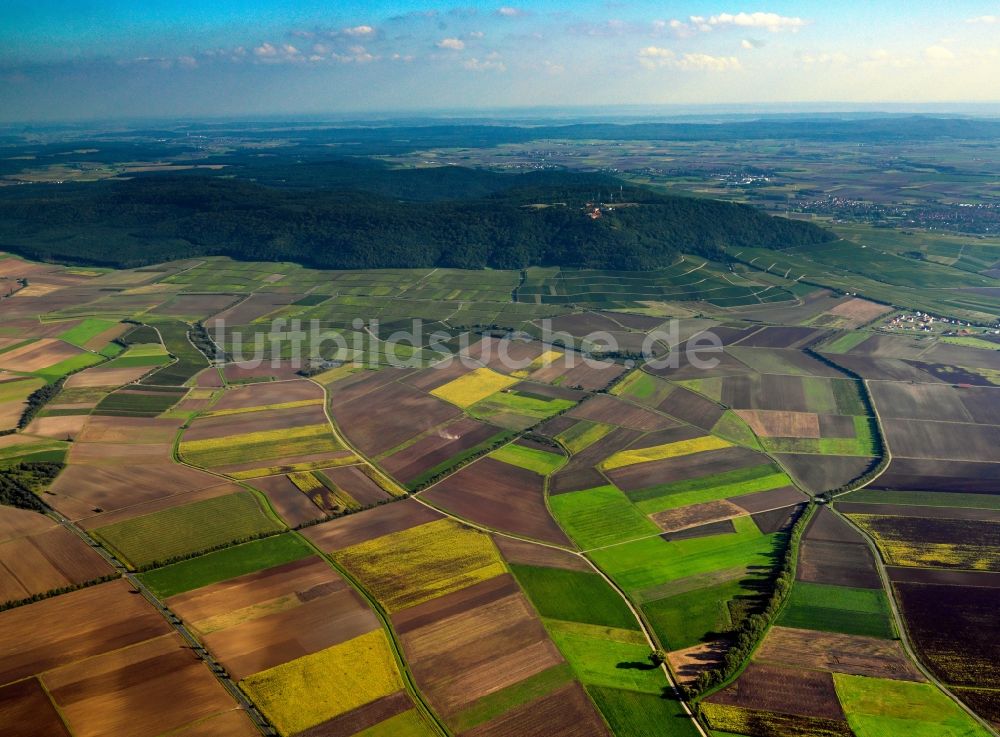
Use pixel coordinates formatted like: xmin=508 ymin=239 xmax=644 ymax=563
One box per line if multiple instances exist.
xmin=361 ymin=464 xmax=407 ymax=497
xmin=241 ymin=629 xmax=403 ymax=736
xmin=430 ymin=367 xmax=519 ymax=408
xmin=850 ymin=514 xmax=1000 ymax=571
xmin=289 ymin=471 xmax=324 ymax=492
xmin=602 ymin=435 xmax=732 ymax=470
xmin=512 ymin=349 xmax=563 ymax=378
xmin=333 ymin=518 xmax=507 ymax=612
xmin=179 ymin=424 xmax=341 ymax=467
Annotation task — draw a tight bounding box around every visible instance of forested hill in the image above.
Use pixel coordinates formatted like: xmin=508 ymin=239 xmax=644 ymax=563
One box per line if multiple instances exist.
xmin=0 ymin=165 xmax=835 ymax=270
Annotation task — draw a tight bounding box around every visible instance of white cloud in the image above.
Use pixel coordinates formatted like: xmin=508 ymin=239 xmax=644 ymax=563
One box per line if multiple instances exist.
xmin=924 ymin=44 xmax=956 ymax=61
xmin=253 ymin=40 xmax=379 ymax=64
xmin=639 ymin=47 xmax=741 ymax=71
xmin=707 ymin=12 xmax=807 ymax=32
xmin=464 ymin=56 xmax=507 ymax=72
xmin=662 ymin=11 xmax=805 ymax=36
xmin=497 ymin=6 xmax=524 ymax=17
xmin=343 ymin=25 xmax=375 ymax=36
xmin=639 ymin=46 xmax=675 ymax=62
xmin=437 ymin=38 xmax=466 ymax=50
xmin=675 ymin=52 xmax=742 ymax=71
xmin=469 ymin=31 xmax=485 ymax=39
xmin=967 ymin=15 xmax=998 ymax=24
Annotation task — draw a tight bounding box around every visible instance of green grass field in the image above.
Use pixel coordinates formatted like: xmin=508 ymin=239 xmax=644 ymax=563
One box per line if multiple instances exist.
xmin=611 ymin=371 xmax=674 ymax=405
xmin=591 ymin=517 xmax=780 ymax=593
xmin=448 ymin=663 xmax=575 ymax=733
xmin=642 ymin=578 xmax=753 ymax=651
xmin=57 ymin=318 xmax=118 ymax=347
xmin=835 ymin=674 xmax=993 ymax=737
xmin=801 ymin=376 xmax=839 ymax=414
xmin=353 ymin=711 xmax=438 ymax=737
xmin=94 ymin=387 xmax=187 ymax=416
xmin=137 ymin=533 xmax=314 ymax=598
xmin=0 ymin=377 xmax=44 ymax=403
xmin=777 ymin=581 xmax=894 ymax=639
xmin=104 ymin=343 xmax=171 ymax=369
xmin=93 ymin=491 xmax=285 ymax=568
xmin=35 ymin=352 xmax=105 ymax=382
xmin=490 ymin=443 xmax=564 ymax=475
xmin=469 ymin=390 xmax=575 ymax=423
xmin=511 ymin=564 xmax=639 ymax=630
xmin=587 ymin=685 xmax=701 ymax=737
xmin=549 ymin=485 xmax=660 ymax=549
xmin=545 ymin=619 xmax=664 ymax=694
xmin=711 ymin=411 xmax=762 ymax=449
xmin=833 ymin=380 xmax=871 ymax=416
xmin=823 ymin=331 xmax=875 ymax=354
xmin=628 ymin=465 xmax=789 ymax=515
xmin=676 ymin=377 xmax=724 ymax=403
xmin=99 ymin=341 xmax=125 ymax=359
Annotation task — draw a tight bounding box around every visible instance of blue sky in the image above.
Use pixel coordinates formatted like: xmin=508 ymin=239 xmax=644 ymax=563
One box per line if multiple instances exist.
xmin=2 ymin=2 xmax=999 ymax=121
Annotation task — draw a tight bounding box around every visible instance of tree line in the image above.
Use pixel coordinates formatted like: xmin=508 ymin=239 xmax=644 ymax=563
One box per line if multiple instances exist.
xmin=0 ymin=167 xmax=834 ymax=272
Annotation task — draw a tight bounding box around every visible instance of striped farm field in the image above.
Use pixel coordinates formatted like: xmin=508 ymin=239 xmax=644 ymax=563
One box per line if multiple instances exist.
xmin=179 ymin=424 xmax=344 ymax=467
xmin=241 ymin=629 xmax=403 ymax=736
xmin=430 ymin=367 xmax=519 ymax=408
xmin=627 ymin=464 xmax=791 ymax=514
xmin=777 ymin=582 xmax=895 ymax=639
xmin=333 ymin=518 xmax=507 ymax=612
xmin=288 ymin=471 xmax=324 ymax=492
xmin=201 ymin=398 xmax=322 ymax=417
xmin=549 ymin=485 xmax=660 ymax=549
xmin=556 ymin=420 xmax=615 ymax=454
xmin=92 ymin=490 xmax=285 ymax=568
xmin=601 ymin=435 xmax=732 ymax=471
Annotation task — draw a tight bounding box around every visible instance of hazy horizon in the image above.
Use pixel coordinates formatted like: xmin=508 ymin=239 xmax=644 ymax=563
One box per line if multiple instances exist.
xmin=7 ymin=102 xmax=1000 ymax=129
xmin=3 ymin=2 xmax=1000 ymax=123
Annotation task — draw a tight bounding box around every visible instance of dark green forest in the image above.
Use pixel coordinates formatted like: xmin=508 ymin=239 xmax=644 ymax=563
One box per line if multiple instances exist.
xmin=0 ymin=162 xmax=834 ymax=270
